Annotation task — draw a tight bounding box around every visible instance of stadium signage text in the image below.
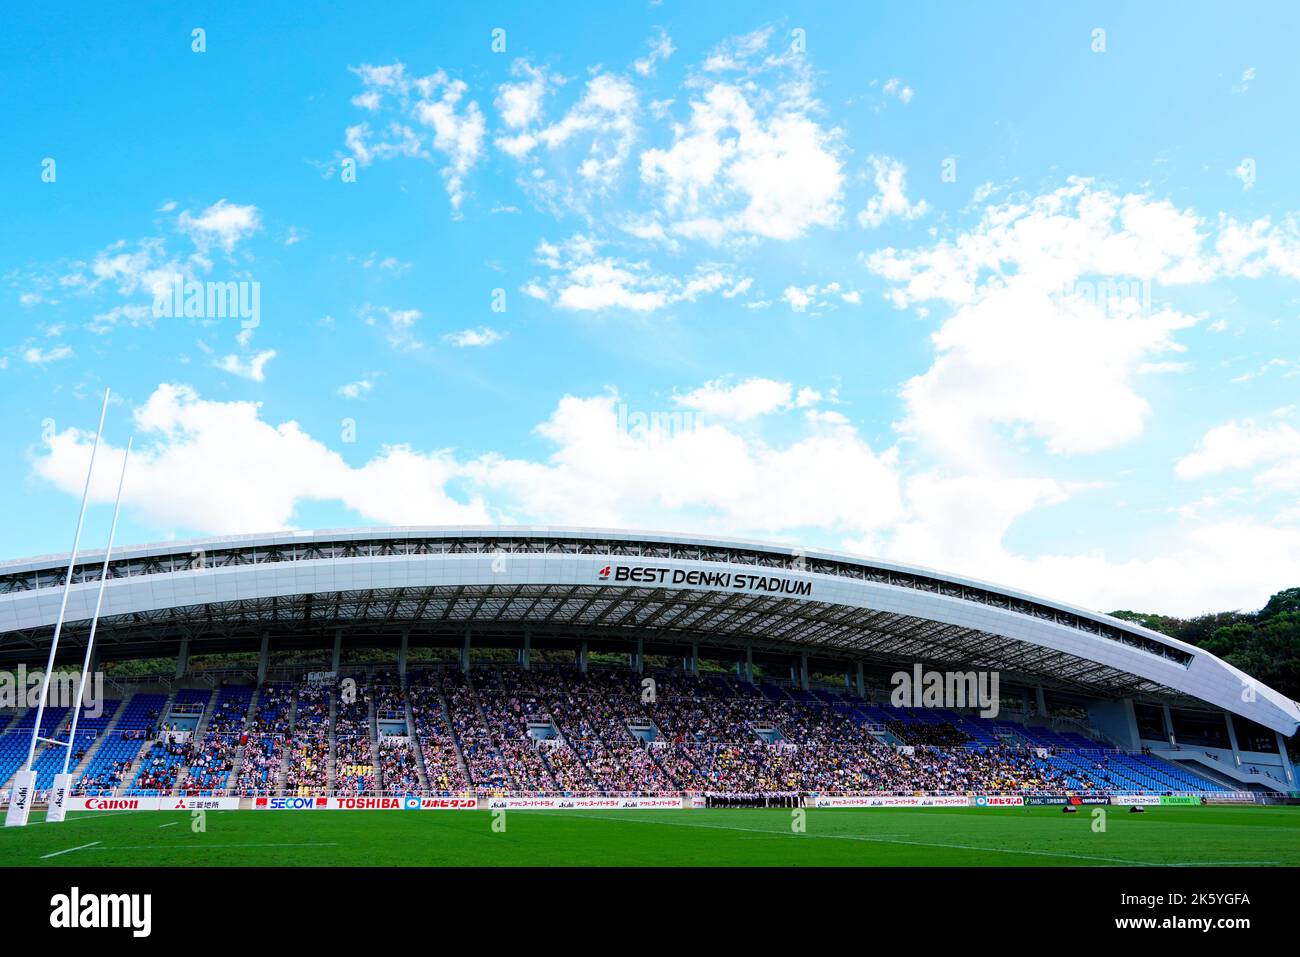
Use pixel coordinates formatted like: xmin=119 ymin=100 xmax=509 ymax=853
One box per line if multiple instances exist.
xmin=487 ymin=796 xmax=683 ymax=810
xmin=251 ymin=796 xmax=479 ymax=810
xmin=68 ymin=797 xmax=158 ymax=811
xmin=253 ymin=796 xmax=327 ymax=810
xmin=599 ymin=564 xmax=812 ymax=597
xmin=167 ymin=797 xmax=239 ymax=810
xmin=812 ymin=795 xmax=968 ymax=808
xmin=1112 ymin=794 xmax=1161 ymax=806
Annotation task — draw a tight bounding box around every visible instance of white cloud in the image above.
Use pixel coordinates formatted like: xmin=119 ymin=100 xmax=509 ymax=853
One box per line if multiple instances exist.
xmin=673 ymin=377 xmax=794 ymax=420
xmin=347 ymin=63 xmax=487 ymax=212
xmin=443 ymin=326 xmax=503 ymax=347
xmin=857 ymin=472 xmax=1300 ymax=616
xmin=362 ymin=304 xmax=424 ymax=352
xmin=1234 ymin=158 xmax=1256 ymax=191
xmin=640 ymin=33 xmax=844 ymax=243
xmin=88 ymin=304 xmax=153 ymax=334
xmin=858 ymin=155 xmax=928 ymax=229
xmin=1176 ymin=419 xmax=1300 ymax=489
xmin=700 ymin=27 xmax=775 ymax=74
xmin=83 ymin=237 xmax=185 ymax=298
xmin=862 ymin=179 xmax=1293 ymax=463
xmin=781 ymin=281 xmax=858 ymax=313
xmin=33 ymin=382 xmax=900 ymax=541
xmin=528 ymin=235 xmax=740 ymax=313
xmin=22 ymin=345 xmax=74 ymax=365
xmin=783 ymin=285 xmax=813 ymax=312
xmin=494 ymin=59 xmax=553 ymax=154
xmin=33 ymin=383 xmax=491 ymax=533
xmin=882 ymin=77 xmax=914 ymax=104
xmin=337 ymin=379 xmax=374 ymax=399
xmin=215 ymin=349 xmax=276 ymax=382
xmin=178 ymin=200 xmax=262 ymax=254
xmin=493 ymin=61 xmax=639 ymax=206
xmin=466 ymin=391 xmax=902 ymax=535
xmin=633 ymin=30 xmax=676 ymax=76
xmin=542 ymin=74 xmax=639 ymax=186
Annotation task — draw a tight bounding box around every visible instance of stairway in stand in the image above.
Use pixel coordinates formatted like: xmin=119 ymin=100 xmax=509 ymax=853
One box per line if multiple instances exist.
xmin=222 ymin=685 xmax=261 ymax=796
xmin=114 ymin=688 xmax=178 ymax=796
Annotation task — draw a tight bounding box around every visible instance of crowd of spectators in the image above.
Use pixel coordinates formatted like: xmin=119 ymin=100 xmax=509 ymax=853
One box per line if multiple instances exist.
xmin=284 ymin=682 xmax=330 ymax=794
xmin=69 ymin=665 xmax=1175 ymax=797
xmin=179 ymin=732 xmax=238 ymax=793
xmin=408 ymin=672 xmax=471 ymax=793
xmin=127 ymin=739 xmax=189 ymax=794
xmin=378 ymin=739 xmax=421 ymax=793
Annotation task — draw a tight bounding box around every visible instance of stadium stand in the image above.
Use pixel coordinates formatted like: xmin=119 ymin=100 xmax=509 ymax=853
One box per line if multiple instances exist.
xmin=31 ymin=699 xmax=121 ymax=788
xmin=74 ymin=692 xmax=166 ymax=794
xmin=0 ymin=705 xmax=70 ymax=791
xmin=8 ymin=663 xmax=1235 ymax=798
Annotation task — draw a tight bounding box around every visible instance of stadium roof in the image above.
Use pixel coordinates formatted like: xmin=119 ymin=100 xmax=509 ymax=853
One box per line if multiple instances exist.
xmin=1 ymin=525 xmax=1296 ymax=735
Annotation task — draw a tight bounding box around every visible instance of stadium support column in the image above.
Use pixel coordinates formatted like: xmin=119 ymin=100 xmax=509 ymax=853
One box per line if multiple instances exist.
xmin=578 ymin=640 xmax=588 ymax=674
xmin=1161 ymin=704 xmax=1177 ymax=748
xmin=331 ymin=629 xmax=342 ymax=673
xmin=690 ymin=642 xmax=699 ymax=676
xmin=745 ymin=646 xmax=754 ymax=685
xmin=633 ymin=636 xmax=643 ymax=674
xmin=397 ymin=627 xmax=409 ymax=679
xmin=855 ymin=662 xmax=865 ymax=699
xmin=799 ymin=651 xmax=809 ymax=691
xmin=1224 ymin=712 xmax=1243 ymax=768
xmin=461 ymin=629 xmax=471 ymax=674
xmin=257 ymin=632 xmax=269 ymax=686
xmin=521 ymin=631 xmax=531 ymax=670
xmin=175 ymin=636 xmax=190 ymax=680
xmin=1034 ymin=684 xmax=1047 ymax=716
xmin=1277 ymin=732 xmax=1296 ymax=786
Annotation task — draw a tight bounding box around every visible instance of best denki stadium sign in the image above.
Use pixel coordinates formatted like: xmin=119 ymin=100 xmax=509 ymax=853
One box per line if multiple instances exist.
xmin=598 ymin=564 xmax=812 ymax=597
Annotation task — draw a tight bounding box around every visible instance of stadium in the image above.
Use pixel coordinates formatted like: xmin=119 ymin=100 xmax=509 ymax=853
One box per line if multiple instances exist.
xmin=1 ymin=526 xmax=1297 ymax=868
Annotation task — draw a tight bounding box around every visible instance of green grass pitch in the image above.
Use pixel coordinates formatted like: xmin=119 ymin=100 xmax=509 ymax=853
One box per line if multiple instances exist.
xmin=3 ymin=806 xmax=1297 ymax=867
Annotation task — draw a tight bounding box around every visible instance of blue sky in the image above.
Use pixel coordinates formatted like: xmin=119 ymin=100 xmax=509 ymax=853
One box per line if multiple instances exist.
xmin=3 ymin=2 xmax=1298 ymax=615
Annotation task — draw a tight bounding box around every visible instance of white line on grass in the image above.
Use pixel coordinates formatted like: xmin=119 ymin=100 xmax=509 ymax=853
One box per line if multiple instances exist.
xmin=579 ymin=814 xmax=1172 ymax=867
xmin=159 ymin=822 xmax=178 ymax=828
xmin=34 ymin=810 xmax=138 ymax=825
xmin=83 ymin=842 xmax=339 ymax=851
xmin=41 ymin=841 xmax=102 ymax=859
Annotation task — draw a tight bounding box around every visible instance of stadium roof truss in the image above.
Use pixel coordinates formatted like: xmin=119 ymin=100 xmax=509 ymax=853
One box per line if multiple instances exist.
xmin=0 ymin=526 xmax=1296 ymax=735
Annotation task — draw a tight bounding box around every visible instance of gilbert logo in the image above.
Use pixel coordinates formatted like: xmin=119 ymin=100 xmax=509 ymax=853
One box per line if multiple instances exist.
xmin=598 ymin=565 xmax=611 ymax=580
xmin=50 ymin=887 xmax=151 ymax=938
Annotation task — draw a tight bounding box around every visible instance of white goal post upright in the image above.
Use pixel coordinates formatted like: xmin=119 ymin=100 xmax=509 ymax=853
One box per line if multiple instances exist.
xmin=5 ymin=388 xmax=111 ymax=828
xmin=47 ymin=437 xmax=132 ymax=824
